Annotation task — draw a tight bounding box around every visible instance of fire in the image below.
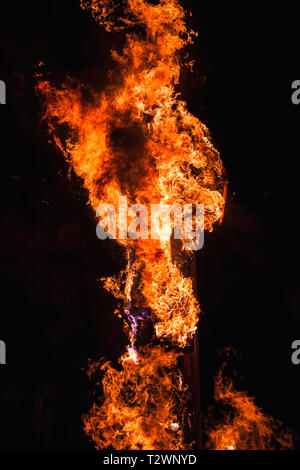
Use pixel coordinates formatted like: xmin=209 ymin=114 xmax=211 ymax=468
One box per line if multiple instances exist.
xmin=35 ymin=0 xmax=292 ymax=451
xmin=206 ymin=358 xmax=294 ymax=450
xmin=36 ymin=0 xmax=226 ymax=349
xmin=84 ymin=346 xmax=190 ymax=450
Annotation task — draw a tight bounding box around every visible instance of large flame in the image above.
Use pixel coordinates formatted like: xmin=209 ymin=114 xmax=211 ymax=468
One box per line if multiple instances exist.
xmin=36 ymin=0 xmax=226 ymax=348
xmin=36 ymin=0 xmax=226 ymax=353
xmin=35 ymin=0 xmax=292 ymax=451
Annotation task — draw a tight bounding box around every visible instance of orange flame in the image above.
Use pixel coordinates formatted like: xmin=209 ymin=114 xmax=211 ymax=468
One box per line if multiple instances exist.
xmin=34 ymin=0 xmax=294 ymax=452
xmin=84 ymin=346 xmax=191 ymax=450
xmin=206 ymin=358 xmax=294 ymax=450
xmin=36 ymin=0 xmax=226 ymax=351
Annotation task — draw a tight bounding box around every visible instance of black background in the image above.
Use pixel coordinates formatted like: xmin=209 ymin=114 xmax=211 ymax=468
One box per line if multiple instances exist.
xmin=0 ymin=0 xmax=300 ymax=450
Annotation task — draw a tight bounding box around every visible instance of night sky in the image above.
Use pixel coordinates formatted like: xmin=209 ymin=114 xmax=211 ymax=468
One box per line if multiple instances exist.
xmin=1 ymin=0 xmax=300 ymax=450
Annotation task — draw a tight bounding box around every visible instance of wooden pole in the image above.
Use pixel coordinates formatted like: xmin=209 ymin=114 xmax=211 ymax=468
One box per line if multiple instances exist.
xmin=171 ymin=238 xmax=202 ymax=448
xmin=183 ymin=255 xmax=203 ymax=449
